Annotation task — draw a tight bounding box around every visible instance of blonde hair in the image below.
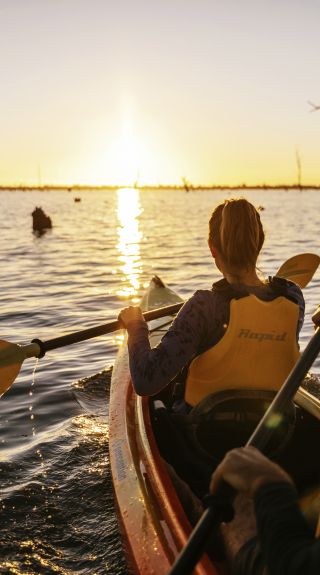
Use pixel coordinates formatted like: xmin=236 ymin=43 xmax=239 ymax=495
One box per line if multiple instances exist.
xmin=209 ymin=198 xmax=265 ymax=270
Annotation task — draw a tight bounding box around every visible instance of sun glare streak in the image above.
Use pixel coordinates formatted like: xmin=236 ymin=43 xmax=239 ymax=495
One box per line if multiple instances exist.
xmin=98 ymin=111 xmax=154 ymax=186
xmin=117 ymin=120 xmax=142 ymax=186
xmin=116 ymin=188 xmax=142 ymax=300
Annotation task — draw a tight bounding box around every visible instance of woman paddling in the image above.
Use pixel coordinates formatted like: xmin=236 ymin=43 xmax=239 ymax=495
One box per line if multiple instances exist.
xmin=119 ymin=197 xmax=305 ymax=410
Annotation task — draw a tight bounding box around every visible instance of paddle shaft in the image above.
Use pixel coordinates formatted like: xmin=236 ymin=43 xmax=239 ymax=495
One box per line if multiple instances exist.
xmin=32 ymin=302 xmax=183 ymax=357
xmin=167 ymin=505 xmax=224 ymax=575
xmin=168 ymin=321 xmax=320 ymax=575
xmin=249 ymin=325 xmax=320 ymax=449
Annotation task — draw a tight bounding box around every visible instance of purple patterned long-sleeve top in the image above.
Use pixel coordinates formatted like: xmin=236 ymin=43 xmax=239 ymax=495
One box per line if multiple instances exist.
xmin=126 ymin=279 xmax=305 ymax=397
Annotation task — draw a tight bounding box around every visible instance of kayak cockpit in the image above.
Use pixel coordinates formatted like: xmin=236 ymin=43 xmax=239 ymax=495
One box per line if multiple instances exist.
xmin=149 ymin=382 xmax=320 ymax=538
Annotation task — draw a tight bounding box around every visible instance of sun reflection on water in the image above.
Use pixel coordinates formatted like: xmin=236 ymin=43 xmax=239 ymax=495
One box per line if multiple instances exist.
xmin=116 ymin=187 xmax=142 ymax=301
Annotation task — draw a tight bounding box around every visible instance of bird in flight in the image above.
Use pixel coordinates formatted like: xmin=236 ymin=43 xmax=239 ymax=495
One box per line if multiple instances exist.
xmin=308 ymin=101 xmax=320 ymax=112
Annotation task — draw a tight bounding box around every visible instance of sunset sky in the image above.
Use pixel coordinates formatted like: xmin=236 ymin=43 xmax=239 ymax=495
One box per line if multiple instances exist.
xmin=1 ymin=0 xmax=320 ymax=187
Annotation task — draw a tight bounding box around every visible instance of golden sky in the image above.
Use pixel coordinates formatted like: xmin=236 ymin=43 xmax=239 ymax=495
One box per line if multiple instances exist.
xmin=1 ymin=0 xmax=320 ymax=187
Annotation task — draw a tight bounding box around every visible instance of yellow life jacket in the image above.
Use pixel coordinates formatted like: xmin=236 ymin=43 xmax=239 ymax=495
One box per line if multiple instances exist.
xmin=185 ymin=291 xmax=300 ymax=407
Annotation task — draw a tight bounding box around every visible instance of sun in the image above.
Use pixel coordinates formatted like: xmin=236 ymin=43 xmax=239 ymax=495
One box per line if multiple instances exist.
xmin=87 ymin=106 xmax=164 ymax=186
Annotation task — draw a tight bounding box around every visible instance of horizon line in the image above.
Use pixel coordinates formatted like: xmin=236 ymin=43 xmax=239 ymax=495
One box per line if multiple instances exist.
xmin=1 ymin=183 xmax=320 ymax=191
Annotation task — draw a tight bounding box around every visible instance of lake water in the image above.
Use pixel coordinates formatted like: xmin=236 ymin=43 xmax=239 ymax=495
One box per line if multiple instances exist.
xmin=0 ymin=188 xmax=319 ymax=574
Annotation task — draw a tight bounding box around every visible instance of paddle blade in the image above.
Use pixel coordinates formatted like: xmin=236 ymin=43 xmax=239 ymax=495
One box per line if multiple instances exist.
xmin=276 ymin=253 xmax=320 ymax=288
xmin=0 ymin=340 xmax=23 ymax=396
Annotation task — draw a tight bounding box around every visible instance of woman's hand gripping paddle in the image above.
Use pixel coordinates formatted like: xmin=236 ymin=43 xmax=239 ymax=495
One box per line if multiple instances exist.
xmin=0 ymin=303 xmax=182 ymax=396
xmin=0 ymin=252 xmax=319 ymax=397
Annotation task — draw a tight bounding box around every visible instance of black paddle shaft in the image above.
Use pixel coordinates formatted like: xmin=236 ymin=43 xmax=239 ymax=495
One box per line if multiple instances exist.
xmin=168 ymin=323 xmax=320 ymax=575
xmin=249 ymin=325 xmax=320 ymax=449
xmin=31 ymin=302 xmax=183 ymax=358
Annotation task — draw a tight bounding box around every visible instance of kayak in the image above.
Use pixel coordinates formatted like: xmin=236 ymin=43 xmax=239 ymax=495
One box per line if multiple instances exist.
xmin=109 ymin=276 xmax=320 ymax=574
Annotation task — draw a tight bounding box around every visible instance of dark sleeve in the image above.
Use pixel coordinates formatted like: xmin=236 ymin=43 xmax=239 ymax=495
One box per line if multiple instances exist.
xmin=126 ymin=291 xmax=217 ymax=396
xmin=254 ymin=481 xmax=320 ymax=575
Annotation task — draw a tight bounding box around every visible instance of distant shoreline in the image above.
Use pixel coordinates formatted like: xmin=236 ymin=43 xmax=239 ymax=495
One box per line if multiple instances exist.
xmin=1 ymin=184 xmax=320 ymax=191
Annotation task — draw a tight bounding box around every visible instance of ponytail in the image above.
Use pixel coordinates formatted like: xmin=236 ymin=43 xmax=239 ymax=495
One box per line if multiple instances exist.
xmin=209 ymin=198 xmax=264 ymax=270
